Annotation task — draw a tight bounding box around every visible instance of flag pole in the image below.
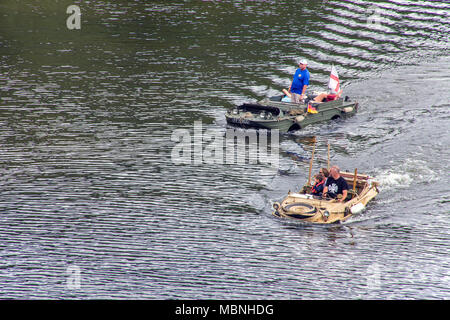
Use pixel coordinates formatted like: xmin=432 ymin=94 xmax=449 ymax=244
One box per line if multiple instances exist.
xmin=307 ymin=137 xmax=316 ymax=186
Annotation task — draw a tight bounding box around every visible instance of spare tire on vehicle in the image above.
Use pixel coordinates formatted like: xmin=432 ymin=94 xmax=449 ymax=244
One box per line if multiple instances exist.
xmin=283 ymin=202 xmax=317 ymax=217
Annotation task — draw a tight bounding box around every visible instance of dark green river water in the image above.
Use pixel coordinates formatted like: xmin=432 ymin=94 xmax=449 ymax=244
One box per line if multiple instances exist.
xmin=0 ymin=0 xmax=449 ymax=299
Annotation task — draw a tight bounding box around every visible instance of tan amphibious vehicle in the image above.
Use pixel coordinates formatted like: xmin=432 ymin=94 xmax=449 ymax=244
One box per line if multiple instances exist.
xmin=272 ymin=139 xmax=380 ymax=224
xmin=272 ymin=171 xmax=379 ymax=224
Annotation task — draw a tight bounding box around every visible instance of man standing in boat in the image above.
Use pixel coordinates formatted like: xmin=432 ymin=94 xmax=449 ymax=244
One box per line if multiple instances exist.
xmin=289 ymin=59 xmax=310 ymax=103
xmin=322 ymin=165 xmax=348 ymax=202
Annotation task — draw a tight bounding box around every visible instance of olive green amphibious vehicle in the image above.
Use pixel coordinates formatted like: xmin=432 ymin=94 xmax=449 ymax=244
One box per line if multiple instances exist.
xmin=225 ymin=94 xmax=358 ymax=133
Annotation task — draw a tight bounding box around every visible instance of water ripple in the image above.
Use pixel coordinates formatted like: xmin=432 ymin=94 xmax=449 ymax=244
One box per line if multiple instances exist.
xmin=0 ymin=0 xmax=449 ymax=299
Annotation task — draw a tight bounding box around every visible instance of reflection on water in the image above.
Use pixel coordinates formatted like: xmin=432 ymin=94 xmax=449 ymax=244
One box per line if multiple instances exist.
xmin=0 ymin=0 xmax=449 ymax=299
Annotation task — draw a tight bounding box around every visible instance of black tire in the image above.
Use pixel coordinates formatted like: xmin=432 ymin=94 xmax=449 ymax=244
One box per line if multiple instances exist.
xmin=288 ymin=123 xmax=301 ymax=132
xmin=284 ymin=202 xmax=317 ymax=216
xmin=331 ymin=115 xmax=341 ymax=121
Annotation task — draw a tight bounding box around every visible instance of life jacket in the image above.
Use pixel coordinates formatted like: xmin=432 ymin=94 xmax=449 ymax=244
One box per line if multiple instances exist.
xmin=325 ymin=94 xmax=337 ymax=102
xmin=311 ymin=180 xmax=325 ymax=194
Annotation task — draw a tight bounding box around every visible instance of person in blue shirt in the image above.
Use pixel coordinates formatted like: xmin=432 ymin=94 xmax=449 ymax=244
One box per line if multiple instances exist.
xmin=289 ymin=59 xmax=310 ymax=103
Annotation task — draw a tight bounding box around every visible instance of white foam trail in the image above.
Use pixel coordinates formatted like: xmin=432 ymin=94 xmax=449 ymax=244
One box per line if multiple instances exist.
xmin=375 ymin=158 xmax=437 ymax=192
xmin=376 ymin=172 xmax=413 ymax=191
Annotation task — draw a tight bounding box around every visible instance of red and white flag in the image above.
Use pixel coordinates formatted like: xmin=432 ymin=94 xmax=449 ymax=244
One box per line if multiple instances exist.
xmin=328 ymin=65 xmax=340 ymax=93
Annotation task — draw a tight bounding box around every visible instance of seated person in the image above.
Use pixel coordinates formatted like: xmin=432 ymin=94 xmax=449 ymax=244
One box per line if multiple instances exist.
xmin=312 ymin=89 xmax=343 ymax=103
xmin=281 ymin=94 xmax=291 ymax=102
xmin=319 ymin=167 xmax=329 ymax=182
xmin=322 ymin=165 xmax=348 ymax=202
xmin=310 ymin=173 xmax=325 ymax=196
xmin=281 ymin=89 xmax=292 ymax=102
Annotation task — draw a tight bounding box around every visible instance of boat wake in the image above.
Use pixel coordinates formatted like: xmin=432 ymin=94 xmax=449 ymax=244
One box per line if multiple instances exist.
xmin=375 ymin=172 xmax=412 ymax=192
xmin=374 ymin=158 xmax=438 ymax=193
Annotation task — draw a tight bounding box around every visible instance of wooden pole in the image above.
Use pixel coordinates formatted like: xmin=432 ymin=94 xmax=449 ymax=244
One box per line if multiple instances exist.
xmin=308 ymin=137 xmax=316 ymax=186
xmin=352 ymin=168 xmax=358 ymax=198
xmin=327 ymin=142 xmax=330 ymax=170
